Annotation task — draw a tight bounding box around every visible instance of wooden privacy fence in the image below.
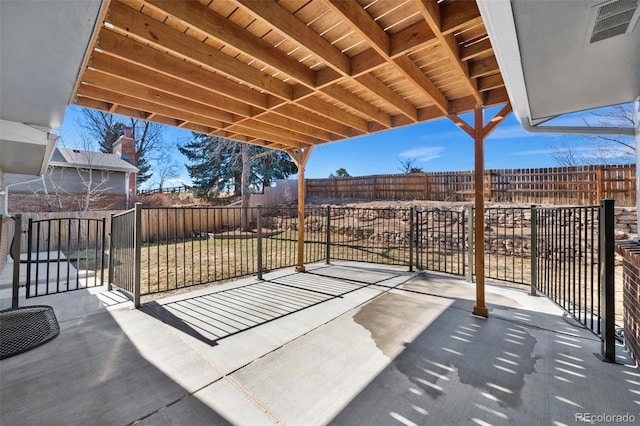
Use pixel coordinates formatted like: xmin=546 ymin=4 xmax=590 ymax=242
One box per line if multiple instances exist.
xmin=304 ymin=164 xmax=636 ymax=206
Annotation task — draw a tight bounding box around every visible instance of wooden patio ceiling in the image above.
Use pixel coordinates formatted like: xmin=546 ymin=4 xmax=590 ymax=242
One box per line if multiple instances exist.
xmin=73 ymin=0 xmax=508 ymax=151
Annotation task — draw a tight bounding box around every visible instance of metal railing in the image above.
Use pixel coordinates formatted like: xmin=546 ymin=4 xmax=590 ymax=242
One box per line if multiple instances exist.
xmin=483 ymin=207 xmax=530 ymax=285
xmin=328 ymin=206 xmax=412 ymax=266
xmin=109 ymin=205 xmax=140 ymax=306
xmin=534 ymin=205 xmax=602 ymax=332
xmin=23 ymin=216 xmax=106 ymax=298
xmin=416 ymin=207 xmax=466 ymax=276
xmin=9 ymin=200 xmax=614 ymax=359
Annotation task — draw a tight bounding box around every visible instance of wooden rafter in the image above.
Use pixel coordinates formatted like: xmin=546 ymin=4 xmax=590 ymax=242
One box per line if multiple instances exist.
xmin=413 ymin=0 xmax=482 ymax=104
xmin=74 ymin=0 xmax=508 ymax=150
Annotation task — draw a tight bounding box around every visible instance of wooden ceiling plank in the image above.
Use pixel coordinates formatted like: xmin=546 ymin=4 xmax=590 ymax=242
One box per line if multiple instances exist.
xmin=82 ymin=70 xmax=237 ymax=124
xmin=89 ymin=52 xmax=254 ymax=118
xmin=104 ymin=5 xmax=291 ymax=101
xmin=324 ymin=0 xmax=390 ymax=58
xmin=225 ymin=120 xmax=317 ymax=145
xmin=469 ymin=56 xmax=500 ymax=79
xmin=414 ymin=0 xmax=482 ymax=104
xmin=253 ymin=113 xmax=333 ymax=141
xmin=296 ymin=96 xmax=369 ymax=133
xmin=233 ymin=0 xmax=350 ymax=76
xmin=478 ymin=74 xmax=504 ymax=92
xmin=393 ymin=55 xmax=448 ymax=114
xmin=142 ymin=0 xmax=316 ymax=88
xmin=77 ymin=84 xmax=227 ymax=130
xmin=440 ymin=1 xmax=483 ymax=36
xmin=355 ymin=73 xmax=418 ymax=122
xmin=323 ymin=0 xmax=448 ymax=115
xmin=229 ymin=124 xmax=303 ymax=147
xmin=271 ymin=104 xmax=351 ymax=137
xmin=460 ymin=38 xmax=493 ymax=62
xmin=389 ymin=20 xmax=437 ymax=57
xmin=320 ymin=84 xmax=391 ymax=127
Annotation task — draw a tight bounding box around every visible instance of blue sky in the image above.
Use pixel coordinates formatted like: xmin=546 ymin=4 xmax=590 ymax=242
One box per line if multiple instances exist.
xmin=59 ymin=105 xmax=633 ymax=189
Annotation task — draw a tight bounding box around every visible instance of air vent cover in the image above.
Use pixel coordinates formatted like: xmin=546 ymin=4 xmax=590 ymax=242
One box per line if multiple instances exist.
xmin=589 ymin=0 xmax=639 ymax=43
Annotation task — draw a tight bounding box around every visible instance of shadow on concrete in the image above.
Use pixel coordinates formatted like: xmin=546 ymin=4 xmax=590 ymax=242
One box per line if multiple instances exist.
xmin=0 ymin=308 xmax=232 ymax=425
xmin=139 ymin=266 xmax=404 ymax=346
xmin=329 ymin=275 xmax=638 ymax=426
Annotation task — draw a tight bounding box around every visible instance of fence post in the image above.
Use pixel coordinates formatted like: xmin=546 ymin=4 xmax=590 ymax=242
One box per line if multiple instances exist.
xmin=257 ymin=205 xmax=263 ymax=280
xmin=100 ymin=217 xmax=106 ymax=290
xmin=466 ymin=205 xmax=474 ymax=283
xmin=530 ymin=205 xmax=538 ymax=296
xmin=409 ymin=207 xmax=415 ymax=272
xmin=133 ymin=203 xmax=142 ymax=308
xmin=325 ymin=206 xmax=331 ymax=264
xmin=108 ymin=213 xmax=114 ymax=291
xmin=600 ymin=199 xmax=616 ymax=362
xmin=11 ymin=215 xmax=22 ymax=309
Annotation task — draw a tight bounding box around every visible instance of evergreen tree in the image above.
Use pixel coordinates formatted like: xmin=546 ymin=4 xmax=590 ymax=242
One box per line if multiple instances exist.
xmin=179 ymin=134 xmax=297 ymax=197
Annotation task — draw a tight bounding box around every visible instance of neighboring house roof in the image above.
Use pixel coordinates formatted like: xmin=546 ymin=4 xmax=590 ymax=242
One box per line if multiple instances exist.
xmin=50 ymin=148 xmax=138 ymax=173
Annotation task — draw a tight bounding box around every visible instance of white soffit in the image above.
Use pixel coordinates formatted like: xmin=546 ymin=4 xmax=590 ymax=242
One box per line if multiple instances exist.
xmin=479 ymin=0 xmax=640 ymax=125
xmin=0 ymin=0 xmax=103 ymax=176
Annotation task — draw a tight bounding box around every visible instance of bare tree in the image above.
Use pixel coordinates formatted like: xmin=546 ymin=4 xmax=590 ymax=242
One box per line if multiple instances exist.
xmin=548 ymin=103 xmax=635 ymax=166
xmin=398 ymin=157 xmax=424 ymax=173
xmin=76 ymin=109 xmax=164 ymax=185
xmin=152 ymin=150 xmax=181 ymax=191
xmin=45 ymin=135 xmax=116 ymax=212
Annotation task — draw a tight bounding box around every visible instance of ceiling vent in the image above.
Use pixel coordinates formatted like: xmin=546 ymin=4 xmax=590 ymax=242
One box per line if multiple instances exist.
xmin=588 ymin=0 xmax=640 ymax=43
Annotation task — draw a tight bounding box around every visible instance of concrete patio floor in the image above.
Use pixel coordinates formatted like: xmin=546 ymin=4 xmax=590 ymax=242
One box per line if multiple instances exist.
xmin=1 ymin=262 xmax=638 ymax=425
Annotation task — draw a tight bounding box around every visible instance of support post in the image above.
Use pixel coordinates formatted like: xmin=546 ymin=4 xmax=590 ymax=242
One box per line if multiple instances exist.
xmin=108 ymin=213 xmax=114 ymax=291
xmin=600 ymin=199 xmax=616 ymax=362
xmin=530 ymin=205 xmax=538 ymax=296
xmin=326 ymin=206 xmax=331 ymax=264
xmin=409 ymin=207 xmax=415 ymax=272
xmin=133 ymin=202 xmax=142 ymax=308
xmin=257 ymin=205 xmax=263 ymax=280
xmin=466 ymin=205 xmax=474 ymax=283
xmin=11 ymin=214 xmax=22 ymax=309
xmin=286 ymin=147 xmax=313 ymax=273
xmin=472 ymin=106 xmax=488 ymax=318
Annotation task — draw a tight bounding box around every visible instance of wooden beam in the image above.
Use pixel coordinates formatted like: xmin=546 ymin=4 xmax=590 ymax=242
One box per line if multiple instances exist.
xmin=286 ymin=147 xmax=314 ymax=272
xmin=105 ymin=2 xmax=292 ymax=101
xmin=143 ymin=0 xmax=317 ymax=88
xmin=320 ymin=84 xmax=392 ymax=128
xmin=77 ymin=85 xmax=227 ymax=130
xmin=233 ymin=0 xmax=350 ymax=77
xmin=413 ymin=0 xmax=482 ymax=104
xmin=89 ymin=52 xmax=254 ymax=118
xmin=271 ymin=104 xmax=352 ymax=138
xmin=440 ymin=0 xmax=483 ymax=35
xmin=447 ymin=113 xmax=474 ymax=138
xmin=483 ymin=102 xmax=512 ymax=138
xmin=469 ymin=57 xmax=500 ymax=79
xmin=82 ymin=70 xmax=238 ymax=124
xmin=460 ymin=38 xmax=493 ymax=62
xmin=478 ymin=74 xmax=505 ymax=92
xmin=355 ymin=74 xmax=418 ymax=122
xmin=323 ymin=0 xmax=449 ymax=114
xmin=472 ymin=105 xmax=488 ymax=318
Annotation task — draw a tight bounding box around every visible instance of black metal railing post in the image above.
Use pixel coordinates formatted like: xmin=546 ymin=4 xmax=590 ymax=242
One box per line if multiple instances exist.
xmin=600 ymin=199 xmax=615 ymax=362
xmin=530 ymin=205 xmax=538 ymax=296
xmin=257 ymin=205 xmax=263 ymax=280
xmin=133 ymin=203 xmax=142 ymax=308
xmin=108 ymin=213 xmax=114 ymax=291
xmin=409 ymin=207 xmax=415 ymax=272
xmin=325 ymin=206 xmax=331 ymax=264
xmin=466 ymin=205 xmax=474 ymax=283
xmin=11 ymin=215 xmax=22 ymax=309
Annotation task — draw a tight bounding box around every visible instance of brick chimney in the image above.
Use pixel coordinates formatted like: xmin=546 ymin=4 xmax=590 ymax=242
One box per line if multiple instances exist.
xmin=113 ymin=127 xmax=137 ymax=166
xmin=113 ymin=127 xmax=137 ymax=206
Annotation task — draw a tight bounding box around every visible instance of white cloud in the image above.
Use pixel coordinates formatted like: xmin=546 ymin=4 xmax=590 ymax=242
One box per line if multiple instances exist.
xmin=399 ymin=146 xmax=445 ymax=162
